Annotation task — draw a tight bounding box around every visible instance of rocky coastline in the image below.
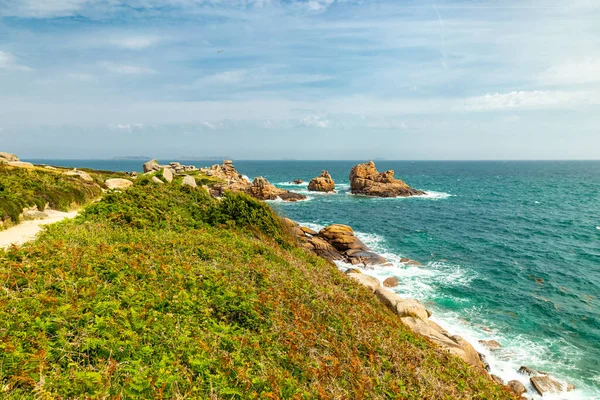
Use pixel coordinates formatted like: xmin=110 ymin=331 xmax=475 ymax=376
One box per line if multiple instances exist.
xmin=350 ymin=161 xmax=425 ymax=197
xmin=284 ymin=216 xmax=576 ymax=398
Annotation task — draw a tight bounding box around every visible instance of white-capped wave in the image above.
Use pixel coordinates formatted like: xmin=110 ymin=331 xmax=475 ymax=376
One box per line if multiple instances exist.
xmin=345 ymin=190 xmax=454 ymax=200
xmin=266 ymin=196 xmax=313 ymax=204
xmin=276 ymin=181 xmax=309 ymax=187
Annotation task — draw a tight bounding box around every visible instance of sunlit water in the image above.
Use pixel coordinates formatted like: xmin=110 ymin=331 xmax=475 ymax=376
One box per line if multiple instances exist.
xmin=30 ymin=159 xmax=600 ymax=399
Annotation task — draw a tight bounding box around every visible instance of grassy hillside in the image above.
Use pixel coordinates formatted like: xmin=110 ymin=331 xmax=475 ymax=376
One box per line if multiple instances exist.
xmin=0 ymin=164 xmax=104 ymax=227
xmin=0 ymin=183 xmax=515 ymax=399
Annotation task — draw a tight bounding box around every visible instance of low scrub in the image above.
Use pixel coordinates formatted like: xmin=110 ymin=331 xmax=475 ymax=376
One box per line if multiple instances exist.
xmin=0 ymin=165 xmax=102 ymax=226
xmin=0 ymin=183 xmax=514 ymax=399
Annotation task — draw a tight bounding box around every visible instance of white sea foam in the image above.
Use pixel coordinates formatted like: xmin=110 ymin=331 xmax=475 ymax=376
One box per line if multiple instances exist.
xmin=242 ymin=175 xmax=251 ymax=182
xmin=346 ymin=190 xmax=454 ymax=200
xmin=266 ymin=196 xmax=313 ymax=204
xmin=294 ymin=219 xmax=598 ymax=399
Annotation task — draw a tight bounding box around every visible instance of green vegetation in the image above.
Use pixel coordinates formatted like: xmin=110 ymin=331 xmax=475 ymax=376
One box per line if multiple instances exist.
xmin=0 ymin=181 xmax=514 ymax=399
xmin=0 ymin=165 xmax=103 ymax=227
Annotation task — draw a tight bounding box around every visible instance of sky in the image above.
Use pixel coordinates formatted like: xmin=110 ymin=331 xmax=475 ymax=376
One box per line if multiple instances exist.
xmin=0 ymin=0 xmax=599 ymax=160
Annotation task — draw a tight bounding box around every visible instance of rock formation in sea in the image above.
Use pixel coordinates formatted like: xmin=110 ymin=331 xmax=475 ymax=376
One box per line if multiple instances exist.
xmin=349 ymin=161 xmax=425 ymax=197
xmin=285 ymin=220 xmax=389 ymax=267
xmin=204 ymin=161 xmax=306 ymax=202
xmin=308 ymin=170 xmax=335 ymax=192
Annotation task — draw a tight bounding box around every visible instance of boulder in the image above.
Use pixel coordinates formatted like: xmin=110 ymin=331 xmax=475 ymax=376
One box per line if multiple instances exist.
xmin=162 ymin=168 xmax=174 ymax=183
xmin=479 ymin=340 xmax=502 ymax=350
xmin=182 ymin=175 xmax=197 ymax=188
xmin=105 ymin=178 xmax=133 ymax=190
xmin=152 ymin=176 xmax=164 ymax=184
xmin=375 ymin=288 xmax=429 ymax=321
xmin=400 ymin=316 xmax=486 ymax=371
xmin=530 ymin=375 xmax=565 ymax=395
xmin=349 ymin=161 xmax=425 ymax=197
xmin=308 ymin=170 xmax=335 ymax=192
xmin=300 ymin=226 xmax=318 ymax=236
xmin=490 ymin=375 xmax=504 ymax=385
xmin=518 ymin=366 xmax=538 ymax=376
xmin=306 ymin=236 xmax=345 ymax=261
xmin=143 ymin=159 xmax=160 ymax=173
xmin=246 ymin=177 xmax=307 ymax=202
xmin=0 ymin=152 xmax=19 ymax=163
xmin=347 ymin=273 xmax=380 ymax=293
xmin=281 ymin=218 xmax=297 ymax=228
xmin=64 ymin=170 xmax=94 ymax=182
xmin=319 ymin=224 xmax=369 ymax=252
xmin=507 ymin=380 xmax=527 ymax=396
xmin=346 ymin=250 xmax=389 ymax=266
xmin=7 ymin=161 xmax=34 ymax=169
xmin=383 ymin=277 xmax=399 ymax=288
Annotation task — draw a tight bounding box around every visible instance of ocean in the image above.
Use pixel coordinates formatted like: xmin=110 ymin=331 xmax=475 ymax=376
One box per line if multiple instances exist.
xmin=28 ymin=159 xmax=600 ymax=399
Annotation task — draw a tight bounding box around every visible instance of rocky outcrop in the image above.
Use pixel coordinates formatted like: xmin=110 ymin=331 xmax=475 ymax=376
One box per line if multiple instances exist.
xmin=64 ymin=169 xmax=94 ymax=182
xmin=349 ymin=161 xmax=425 ymax=197
xmin=308 ymin=170 xmax=335 ymax=192
xmin=530 ymin=376 xmax=574 ymax=395
xmin=105 ymin=178 xmax=133 ymax=190
xmin=246 ymin=177 xmax=306 ymax=202
xmin=143 ymin=159 xmax=198 ymax=174
xmin=207 ymin=161 xmax=305 ymax=202
xmin=292 ymin=224 xmax=389 ymax=267
xmin=143 ymin=159 xmax=160 ymax=173
xmin=0 ymin=152 xmax=19 ymax=163
xmin=507 ymin=380 xmax=526 ymax=396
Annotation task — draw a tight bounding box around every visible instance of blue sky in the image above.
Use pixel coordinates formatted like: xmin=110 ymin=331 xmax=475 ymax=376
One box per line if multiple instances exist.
xmin=0 ymin=0 xmax=599 ymax=159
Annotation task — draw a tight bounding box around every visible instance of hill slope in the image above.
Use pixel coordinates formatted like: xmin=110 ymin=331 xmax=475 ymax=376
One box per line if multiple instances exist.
xmin=0 ymin=183 xmax=514 ymax=399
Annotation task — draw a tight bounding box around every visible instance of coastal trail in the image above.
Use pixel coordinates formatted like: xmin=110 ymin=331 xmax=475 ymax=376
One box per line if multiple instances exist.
xmin=0 ymin=210 xmax=78 ymax=249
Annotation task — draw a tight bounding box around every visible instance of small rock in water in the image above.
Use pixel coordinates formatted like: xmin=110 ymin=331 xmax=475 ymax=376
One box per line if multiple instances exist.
xmin=383 ymin=277 xmax=399 ymax=288
xmin=518 ymin=366 xmax=538 ymax=376
xmin=530 ymin=375 xmax=566 ymax=395
xmin=478 ymin=339 xmax=502 ymax=350
xmin=507 ymin=380 xmax=527 ymax=396
xmin=291 ymin=179 xmax=303 ymax=184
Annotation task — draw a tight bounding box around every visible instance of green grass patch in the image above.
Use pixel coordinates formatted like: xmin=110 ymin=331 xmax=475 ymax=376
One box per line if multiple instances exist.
xmin=0 ymin=165 xmax=102 ymax=227
xmin=0 ymin=183 xmax=514 ymax=399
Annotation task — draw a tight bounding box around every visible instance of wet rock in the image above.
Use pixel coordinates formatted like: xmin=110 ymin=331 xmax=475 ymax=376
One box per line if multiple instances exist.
xmin=479 ymin=340 xmax=502 ymax=350
xmin=349 ymin=161 xmax=425 ymax=197
xmin=530 ymin=375 xmax=564 ymax=395
xmin=308 ymin=170 xmax=335 ymax=192
xmin=518 ymin=366 xmax=538 ymax=376
xmin=105 ymin=178 xmax=134 ymax=190
xmin=507 ymin=380 xmax=527 ymax=396
xmin=307 ymin=236 xmax=345 ymax=261
xmin=291 ymin=179 xmax=303 ymax=184
xmin=383 ymin=277 xmax=399 ymax=288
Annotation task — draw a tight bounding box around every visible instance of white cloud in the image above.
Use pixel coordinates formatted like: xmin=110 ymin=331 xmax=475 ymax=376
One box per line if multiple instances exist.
xmin=0 ymin=0 xmax=90 ymax=18
xmin=193 ymin=66 xmax=332 ymax=88
xmin=110 ymin=36 xmax=160 ymax=50
xmin=539 ymin=59 xmax=600 ymax=85
xmin=108 ymin=123 xmax=144 ymax=131
xmin=306 ymin=0 xmax=335 ymax=11
xmin=0 ymin=51 xmax=32 ymax=72
xmin=463 ymin=90 xmax=599 ymax=111
xmin=200 ymin=121 xmax=217 ymax=130
xmin=301 ymin=116 xmax=330 ymax=128
xmin=101 ymin=62 xmax=156 ymax=75
xmin=67 ymin=72 xmax=96 ymax=82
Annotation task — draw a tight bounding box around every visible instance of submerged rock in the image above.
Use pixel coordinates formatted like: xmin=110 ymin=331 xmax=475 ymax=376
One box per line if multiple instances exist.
xmin=291 ymin=179 xmax=303 ymax=184
xmin=349 ymin=161 xmax=425 ymax=197
xmin=308 ymin=170 xmax=335 ymax=192
xmin=479 ymin=340 xmax=502 ymax=350
xmin=383 ymin=277 xmax=399 ymax=288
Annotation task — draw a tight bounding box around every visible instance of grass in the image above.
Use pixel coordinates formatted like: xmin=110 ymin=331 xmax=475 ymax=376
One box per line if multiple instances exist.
xmin=0 ymin=165 xmax=103 ymax=228
xmin=0 ymin=181 xmax=515 ymax=399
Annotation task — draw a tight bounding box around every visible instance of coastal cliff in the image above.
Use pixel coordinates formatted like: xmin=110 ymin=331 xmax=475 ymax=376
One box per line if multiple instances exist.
xmin=0 ymin=158 xmax=515 ymax=399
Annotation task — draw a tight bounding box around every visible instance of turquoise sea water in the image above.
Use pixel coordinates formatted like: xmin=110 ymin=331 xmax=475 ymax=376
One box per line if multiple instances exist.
xmin=29 ymin=159 xmax=600 ymax=399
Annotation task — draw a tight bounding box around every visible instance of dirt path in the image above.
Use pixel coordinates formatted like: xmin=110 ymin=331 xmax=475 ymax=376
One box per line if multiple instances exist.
xmin=0 ymin=210 xmax=78 ymax=249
